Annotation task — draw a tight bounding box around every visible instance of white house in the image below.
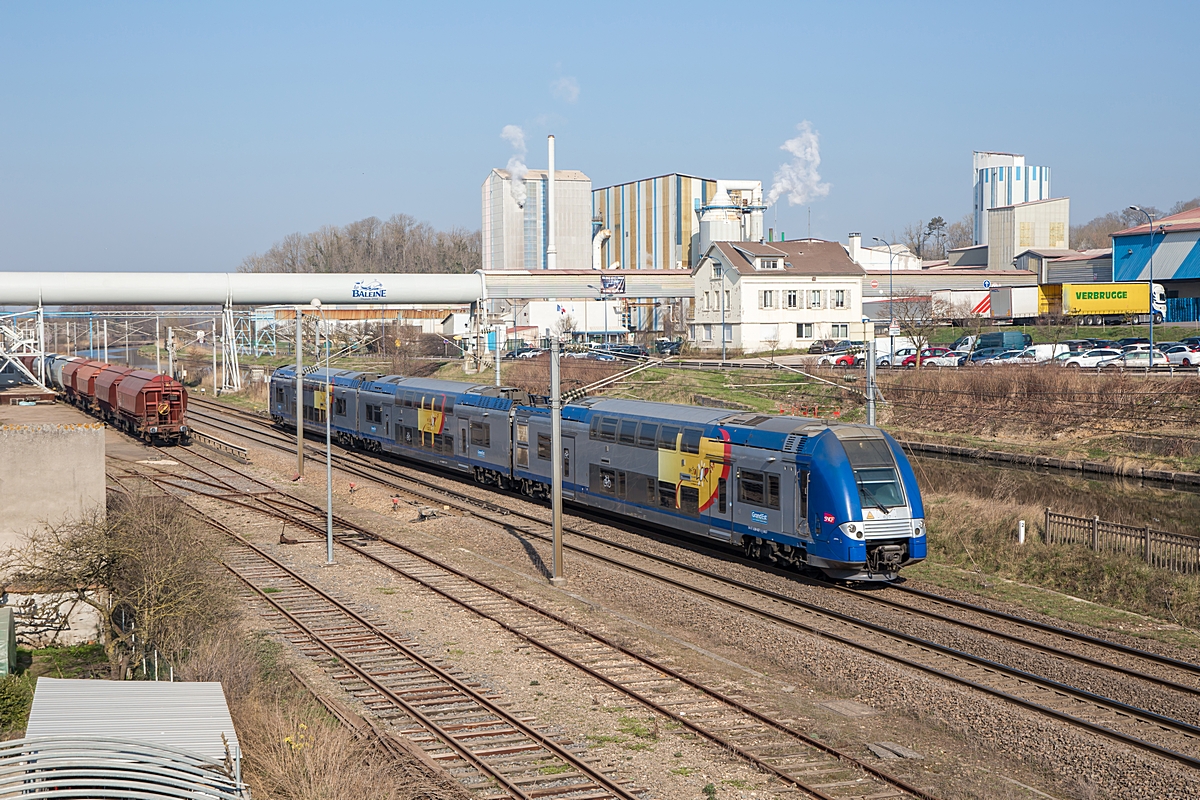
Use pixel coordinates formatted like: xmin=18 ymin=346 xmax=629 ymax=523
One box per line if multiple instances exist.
xmin=845 ymin=233 xmax=922 ymax=272
xmin=691 ymin=239 xmax=867 ymax=353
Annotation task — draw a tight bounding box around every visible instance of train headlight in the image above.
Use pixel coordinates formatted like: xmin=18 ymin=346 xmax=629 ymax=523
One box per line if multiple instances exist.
xmin=912 ymin=521 xmax=925 ymax=537
xmin=839 ymin=522 xmax=865 ymax=540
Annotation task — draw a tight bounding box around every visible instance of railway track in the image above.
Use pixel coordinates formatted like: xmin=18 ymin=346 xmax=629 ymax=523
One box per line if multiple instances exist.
xmin=185 ymin=399 xmax=1200 ymax=773
xmin=126 ymin=440 xmax=944 ymax=800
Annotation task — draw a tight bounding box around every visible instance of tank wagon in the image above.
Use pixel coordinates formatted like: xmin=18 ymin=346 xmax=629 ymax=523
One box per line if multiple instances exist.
xmin=271 ymin=367 xmax=925 ymax=581
xmin=44 ymin=354 xmax=190 ymax=445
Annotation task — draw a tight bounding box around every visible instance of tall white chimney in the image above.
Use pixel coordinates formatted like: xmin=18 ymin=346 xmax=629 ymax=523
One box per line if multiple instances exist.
xmin=546 ymin=135 xmax=557 ymax=270
xmin=848 ymin=232 xmax=861 ymax=264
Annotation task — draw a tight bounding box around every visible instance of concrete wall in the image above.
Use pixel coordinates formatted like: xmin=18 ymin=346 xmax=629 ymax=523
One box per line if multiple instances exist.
xmin=0 ymin=423 xmax=105 ymax=552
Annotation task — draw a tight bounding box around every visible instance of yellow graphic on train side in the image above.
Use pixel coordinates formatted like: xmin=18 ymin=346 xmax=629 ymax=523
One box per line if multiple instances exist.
xmin=417 ymin=396 xmax=446 ymax=446
xmin=656 ymin=429 xmax=731 ymax=511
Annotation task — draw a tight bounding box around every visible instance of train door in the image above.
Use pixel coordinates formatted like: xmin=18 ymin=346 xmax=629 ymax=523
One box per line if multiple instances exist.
xmin=561 ymin=436 xmax=574 ymax=498
xmin=705 ymin=470 xmax=732 ymax=542
xmin=458 ymin=418 xmax=469 ymax=458
xmin=798 ymin=469 xmax=814 ymax=541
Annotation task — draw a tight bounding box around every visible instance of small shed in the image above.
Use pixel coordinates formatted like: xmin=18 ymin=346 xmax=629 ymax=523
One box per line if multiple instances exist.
xmin=26 ymin=678 xmax=240 ymax=766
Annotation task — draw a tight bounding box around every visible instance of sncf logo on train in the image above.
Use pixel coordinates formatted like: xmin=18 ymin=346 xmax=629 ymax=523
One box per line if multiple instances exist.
xmin=352 ymin=279 xmax=387 ymax=299
xmin=823 ymin=512 xmax=836 ymax=524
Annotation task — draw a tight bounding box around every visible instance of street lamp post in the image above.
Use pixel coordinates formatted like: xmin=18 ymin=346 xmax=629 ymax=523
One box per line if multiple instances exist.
xmin=311 ymin=298 xmax=334 ymax=565
xmin=1129 ymin=206 xmax=1158 ymax=371
xmin=873 ymin=237 xmax=897 ymax=362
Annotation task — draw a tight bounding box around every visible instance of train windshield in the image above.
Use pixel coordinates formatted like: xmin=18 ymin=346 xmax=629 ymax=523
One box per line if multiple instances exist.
xmin=837 ymin=432 xmax=906 ymax=510
xmin=854 ymin=468 xmax=904 ymax=509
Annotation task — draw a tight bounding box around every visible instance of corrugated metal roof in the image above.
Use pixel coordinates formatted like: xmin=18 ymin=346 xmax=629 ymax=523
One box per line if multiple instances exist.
xmin=26 ymin=678 xmax=239 ymax=761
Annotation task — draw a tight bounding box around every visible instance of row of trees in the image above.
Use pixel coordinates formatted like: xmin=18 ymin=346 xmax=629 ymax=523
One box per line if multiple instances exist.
xmin=239 ymin=213 xmax=481 ymax=274
xmin=1071 ymin=197 xmax=1200 ymax=250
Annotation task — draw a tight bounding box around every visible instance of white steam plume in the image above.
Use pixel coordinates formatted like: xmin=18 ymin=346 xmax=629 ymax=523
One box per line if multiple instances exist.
xmin=501 ymin=124 xmax=529 ymax=208
xmin=766 ymin=121 xmax=831 ymax=206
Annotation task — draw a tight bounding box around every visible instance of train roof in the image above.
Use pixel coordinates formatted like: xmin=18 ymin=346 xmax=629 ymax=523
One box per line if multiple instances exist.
xmin=568 ymin=397 xmax=730 ymax=425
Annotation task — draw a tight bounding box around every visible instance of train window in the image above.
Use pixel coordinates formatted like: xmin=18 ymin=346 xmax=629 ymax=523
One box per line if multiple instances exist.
xmin=366 ymin=404 xmax=382 ymax=424
xmin=516 ymin=445 xmax=529 ymax=467
xmin=646 ymin=477 xmax=658 ymax=505
xmin=443 ymin=397 xmax=454 ymax=413
xmin=599 ymin=418 xmax=618 ymax=442
xmin=680 ymin=428 xmax=702 ymax=455
xmin=658 ymin=425 xmax=680 ymax=450
xmin=658 ymin=480 xmax=677 ymax=508
xmin=401 ymin=392 xmax=411 ymax=408
xmin=679 ymin=486 xmax=699 ymax=515
xmin=596 ymin=467 xmax=618 ymax=495
xmin=537 ymin=433 xmax=551 ymax=460
xmin=563 ymin=447 xmax=570 ymax=478
xmin=590 ymin=417 xmax=602 ymax=440
xmin=738 ymin=470 xmax=766 ymax=506
xmin=403 ymin=427 xmax=414 ymax=445
xmin=637 ymin=423 xmax=658 ymax=449
xmin=441 ymin=433 xmax=453 ymax=454
xmin=767 ymin=475 xmax=780 ymax=510
xmin=516 ymin=423 xmax=529 ymax=444
xmin=275 ymin=387 xmax=285 ymax=404
xmin=470 ymin=422 xmax=490 ymax=448
xmin=717 ymin=477 xmax=727 ymax=514
xmin=335 ymin=397 xmax=346 ymax=416
xmin=618 ymin=420 xmax=638 ymax=446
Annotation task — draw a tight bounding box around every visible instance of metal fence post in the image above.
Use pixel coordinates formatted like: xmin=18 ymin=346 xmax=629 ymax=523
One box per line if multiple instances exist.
xmin=1092 ymin=515 xmax=1100 ymax=552
xmin=1043 ymin=507 xmax=1051 ymax=544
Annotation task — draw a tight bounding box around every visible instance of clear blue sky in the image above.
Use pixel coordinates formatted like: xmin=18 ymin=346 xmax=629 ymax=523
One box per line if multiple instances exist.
xmin=2 ymin=1 xmax=1196 ymax=272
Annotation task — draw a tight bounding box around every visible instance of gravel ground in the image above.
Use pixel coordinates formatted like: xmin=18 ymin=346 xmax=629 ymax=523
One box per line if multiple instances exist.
xmin=170 ymin=420 xmax=1200 ymax=799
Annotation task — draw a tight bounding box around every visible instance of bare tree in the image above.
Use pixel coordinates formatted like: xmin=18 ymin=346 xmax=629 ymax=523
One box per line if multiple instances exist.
xmin=946 ymin=213 xmax=974 ymax=250
xmin=3 ymin=494 xmax=230 ymax=679
xmin=892 ymin=292 xmax=945 ymax=370
xmin=902 ymin=221 xmax=928 ymax=260
xmin=551 ymin=313 xmax=577 ymax=340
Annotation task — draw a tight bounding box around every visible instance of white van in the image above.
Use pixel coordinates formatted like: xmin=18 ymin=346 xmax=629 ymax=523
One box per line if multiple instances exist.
xmin=1010 ymin=343 xmax=1071 ymax=364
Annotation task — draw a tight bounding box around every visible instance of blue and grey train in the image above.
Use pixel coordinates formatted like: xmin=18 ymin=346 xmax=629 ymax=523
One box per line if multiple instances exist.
xmin=269 ymin=367 xmax=925 ymax=581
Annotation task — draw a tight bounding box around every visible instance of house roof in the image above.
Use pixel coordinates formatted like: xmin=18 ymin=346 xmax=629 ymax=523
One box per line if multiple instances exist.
xmin=1113 ymin=206 xmax=1200 ymax=237
xmin=704 ymin=240 xmax=865 ymax=277
xmin=1047 ymin=248 xmax=1112 ymax=263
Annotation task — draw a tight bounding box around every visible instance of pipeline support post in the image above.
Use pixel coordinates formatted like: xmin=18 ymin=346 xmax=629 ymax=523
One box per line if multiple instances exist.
xmin=549 ymin=337 xmax=565 ymax=587
xmin=295 ymin=308 xmax=304 ymax=479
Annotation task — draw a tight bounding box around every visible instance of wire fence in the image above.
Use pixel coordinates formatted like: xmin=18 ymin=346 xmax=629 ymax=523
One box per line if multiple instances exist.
xmin=1043 ymin=508 xmax=1200 ymax=574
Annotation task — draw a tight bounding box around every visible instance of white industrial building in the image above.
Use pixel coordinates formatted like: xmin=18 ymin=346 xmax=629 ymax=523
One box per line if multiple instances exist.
xmin=690 ymin=239 xmax=867 ymax=353
xmin=481 ymin=167 xmax=593 ymax=271
xmin=986 ymin=197 xmax=1070 ymax=271
xmin=845 ymin=233 xmax=922 ymax=272
xmin=973 ymin=151 xmax=1052 ymax=245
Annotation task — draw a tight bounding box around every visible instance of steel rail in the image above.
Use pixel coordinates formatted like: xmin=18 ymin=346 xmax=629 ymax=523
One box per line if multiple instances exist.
xmin=185 ymin=401 xmax=1200 ymax=769
xmin=176 ymin=508 xmax=640 ymax=800
xmin=150 ymin=444 xmax=941 ymax=800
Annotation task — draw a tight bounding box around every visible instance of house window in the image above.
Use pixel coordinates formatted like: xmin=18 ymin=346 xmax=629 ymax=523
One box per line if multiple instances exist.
xmin=786 ymin=290 xmax=798 ymax=309
xmin=810 ymin=290 xmax=822 ymax=308
xmin=797 ymin=323 xmax=814 ymax=339
xmin=724 ymin=290 xmax=730 ymax=308
xmin=759 ymin=290 xmax=775 ymax=308
xmin=834 ymin=289 xmax=846 ymax=309
xmin=761 ymin=259 xmax=779 ymax=270
xmin=723 ymin=325 xmax=732 ymax=343
xmin=831 ymin=323 xmax=849 ymax=338
xmin=703 ymin=324 xmax=712 ymax=341
xmin=703 ymin=291 xmax=710 ymax=311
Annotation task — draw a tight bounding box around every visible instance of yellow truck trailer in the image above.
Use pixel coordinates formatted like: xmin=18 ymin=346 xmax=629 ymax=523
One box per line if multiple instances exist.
xmin=1060 ymin=282 xmax=1165 ymax=325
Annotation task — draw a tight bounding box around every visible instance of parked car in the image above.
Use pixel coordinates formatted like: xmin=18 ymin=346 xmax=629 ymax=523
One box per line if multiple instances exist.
xmin=1050 ymin=352 xmax=1074 ymax=366
xmin=808 ymin=339 xmax=836 ymax=354
xmin=654 ymin=338 xmax=683 ymax=356
xmin=1181 ymin=336 xmax=1200 ymax=348
xmin=967 ymin=346 xmax=1007 ymax=364
xmin=1060 ymin=339 xmax=1093 ymax=353
xmin=1116 ymin=337 xmax=1149 ymax=348
xmin=1086 ymin=339 xmax=1117 ymax=349
xmin=877 ymin=347 xmax=917 ymax=368
xmin=503 ymin=346 xmax=543 ymax=359
xmin=1154 ymin=341 xmax=1183 ymax=352
xmin=1062 ymin=348 xmax=1122 ymax=368
xmin=901 ymin=347 xmax=955 ymax=368
xmin=989 ymin=349 xmax=1027 ymax=364
xmin=818 ymin=350 xmax=864 ymax=368
xmin=1098 ymin=350 xmax=1170 ymax=369
xmin=1008 ymin=344 xmax=1072 ymax=364
xmin=1163 ymin=344 xmax=1200 ymax=366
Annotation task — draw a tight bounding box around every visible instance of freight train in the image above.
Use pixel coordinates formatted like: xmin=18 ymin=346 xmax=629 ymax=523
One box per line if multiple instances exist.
xmin=269 ymin=367 xmax=926 ymax=581
xmin=36 ymin=354 xmax=190 ymax=445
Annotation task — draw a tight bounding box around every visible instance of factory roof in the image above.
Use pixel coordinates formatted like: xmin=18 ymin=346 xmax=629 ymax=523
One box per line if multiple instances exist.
xmin=987 ymin=197 xmax=1069 ymax=212
xmin=704 ymin=240 xmax=865 ymax=277
xmin=1046 ymin=248 xmax=1112 ymax=262
xmin=1113 ymin=206 xmax=1200 ymax=236
xmin=491 ymin=168 xmax=590 ymax=182
xmin=26 ymin=678 xmax=239 ymax=762
xmin=1014 ymin=248 xmax=1076 ymax=259
xmin=593 ymin=172 xmax=713 ymax=191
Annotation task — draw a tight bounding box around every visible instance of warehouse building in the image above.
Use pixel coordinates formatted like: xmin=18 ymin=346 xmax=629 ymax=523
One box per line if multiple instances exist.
xmin=592 ymin=173 xmax=716 ymax=271
xmin=986 ymin=197 xmax=1070 ymax=272
xmin=1113 ymin=206 xmax=1200 ymax=318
